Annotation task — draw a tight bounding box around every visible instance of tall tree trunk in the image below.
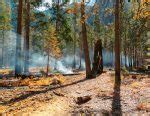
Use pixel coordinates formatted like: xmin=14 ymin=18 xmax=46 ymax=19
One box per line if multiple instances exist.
xmin=131 ymin=50 xmax=133 ymax=69
xmin=2 ymin=30 xmax=5 ymax=67
xmin=135 ymin=47 xmax=137 ymax=67
xmin=79 ymin=32 xmax=83 ymax=69
xmin=115 ymin=0 xmax=121 ymax=84
xmin=54 ymin=59 xmax=57 ymax=70
xmin=81 ymin=0 xmax=92 ymax=78
xmin=24 ymin=0 xmax=30 ymax=73
xmin=124 ymin=49 xmax=127 ymax=67
xmin=73 ymin=15 xmax=77 ymax=69
xmin=73 ymin=39 xmax=76 ymax=68
xmin=129 ymin=47 xmax=132 ymax=70
xmin=73 ymin=1 xmax=79 ymax=69
xmin=93 ymin=1 xmax=103 ymax=73
xmin=112 ymin=47 xmax=114 ymax=67
xmin=46 ymin=51 xmax=50 ymax=77
xmin=124 ymin=33 xmax=127 ymax=68
xmin=15 ymin=0 xmax=23 ymax=77
xmin=121 ymin=54 xmax=122 ymax=67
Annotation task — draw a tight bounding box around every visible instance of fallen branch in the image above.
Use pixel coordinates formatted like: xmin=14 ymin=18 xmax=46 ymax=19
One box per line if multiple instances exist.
xmin=53 ymin=91 xmax=65 ymax=97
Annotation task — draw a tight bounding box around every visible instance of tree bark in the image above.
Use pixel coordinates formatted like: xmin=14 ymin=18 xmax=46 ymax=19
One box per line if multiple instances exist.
xmin=2 ymin=30 xmax=5 ymax=67
xmin=73 ymin=40 xmax=76 ymax=69
xmin=54 ymin=59 xmax=57 ymax=70
xmin=124 ymin=33 xmax=127 ymax=68
xmin=15 ymin=0 xmax=23 ymax=77
xmin=81 ymin=0 xmax=92 ymax=78
xmin=46 ymin=50 xmax=50 ymax=77
xmin=92 ymin=39 xmax=103 ymax=76
xmin=24 ymin=0 xmax=30 ymax=73
xmin=73 ymin=12 xmax=77 ymax=69
xmin=79 ymin=32 xmax=83 ymax=69
xmin=115 ymin=0 xmax=121 ymax=84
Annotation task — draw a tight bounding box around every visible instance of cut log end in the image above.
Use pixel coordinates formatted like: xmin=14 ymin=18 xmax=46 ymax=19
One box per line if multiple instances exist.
xmin=75 ymin=95 xmax=92 ymax=105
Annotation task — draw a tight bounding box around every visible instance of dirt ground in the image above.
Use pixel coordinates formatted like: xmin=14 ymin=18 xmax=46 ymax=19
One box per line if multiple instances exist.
xmin=0 ymin=71 xmax=150 ymax=116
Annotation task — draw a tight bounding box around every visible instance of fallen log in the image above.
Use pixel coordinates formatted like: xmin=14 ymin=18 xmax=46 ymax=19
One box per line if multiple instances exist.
xmin=53 ymin=91 xmax=65 ymax=97
xmin=62 ymin=73 xmax=82 ymax=76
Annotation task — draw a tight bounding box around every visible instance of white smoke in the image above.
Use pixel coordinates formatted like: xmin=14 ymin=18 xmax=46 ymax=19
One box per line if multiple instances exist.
xmin=56 ymin=60 xmax=73 ymax=74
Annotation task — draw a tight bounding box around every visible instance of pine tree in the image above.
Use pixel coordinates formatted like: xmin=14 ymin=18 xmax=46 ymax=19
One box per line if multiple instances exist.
xmin=81 ymin=0 xmax=92 ymax=78
xmin=0 ymin=0 xmax=11 ymax=68
xmin=24 ymin=0 xmax=30 ymax=73
xmin=15 ymin=0 xmax=23 ymax=77
xmin=115 ymin=0 xmax=121 ymax=84
xmin=43 ymin=25 xmax=62 ymax=76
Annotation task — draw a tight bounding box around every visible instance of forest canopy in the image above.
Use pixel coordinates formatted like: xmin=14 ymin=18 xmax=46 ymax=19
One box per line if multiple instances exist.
xmin=0 ymin=0 xmax=149 ymax=78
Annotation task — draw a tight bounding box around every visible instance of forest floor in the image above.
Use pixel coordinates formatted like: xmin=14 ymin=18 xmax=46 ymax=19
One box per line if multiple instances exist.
xmin=0 ymin=70 xmax=150 ymax=116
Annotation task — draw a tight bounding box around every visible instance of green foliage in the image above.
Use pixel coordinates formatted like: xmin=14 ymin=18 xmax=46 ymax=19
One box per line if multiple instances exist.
xmin=43 ymin=24 xmax=62 ymax=59
xmin=58 ymin=14 xmax=73 ymax=45
xmin=0 ymin=0 xmax=149 ymax=70
xmin=0 ymin=0 xmax=11 ymax=31
xmin=51 ymin=3 xmax=73 ymax=47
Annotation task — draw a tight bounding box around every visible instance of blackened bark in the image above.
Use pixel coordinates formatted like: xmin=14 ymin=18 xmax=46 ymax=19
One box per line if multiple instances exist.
xmin=73 ymin=40 xmax=76 ymax=69
xmin=124 ymin=34 xmax=127 ymax=68
xmin=46 ymin=50 xmax=50 ymax=77
xmin=78 ymin=32 xmax=83 ymax=69
xmin=92 ymin=39 xmax=103 ymax=76
xmin=73 ymin=14 xmax=77 ymax=69
xmin=24 ymin=0 xmax=30 ymax=73
xmin=15 ymin=0 xmax=23 ymax=77
xmin=115 ymin=0 xmax=121 ymax=84
xmin=1 ymin=30 xmax=5 ymax=67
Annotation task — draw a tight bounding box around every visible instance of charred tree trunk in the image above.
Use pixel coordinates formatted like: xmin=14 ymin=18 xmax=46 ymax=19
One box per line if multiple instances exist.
xmin=92 ymin=39 xmax=103 ymax=76
xmin=128 ymin=47 xmax=131 ymax=70
xmin=131 ymin=53 xmax=133 ymax=69
xmin=54 ymin=59 xmax=57 ymax=70
xmin=15 ymin=0 xmax=23 ymax=77
xmin=81 ymin=0 xmax=92 ymax=78
xmin=1 ymin=30 xmax=5 ymax=67
xmin=115 ymin=0 xmax=121 ymax=84
xmin=46 ymin=50 xmax=50 ymax=77
xmin=124 ymin=49 xmax=127 ymax=68
xmin=124 ymin=35 xmax=127 ymax=68
xmin=73 ymin=5 xmax=78 ymax=69
xmin=79 ymin=32 xmax=83 ymax=69
xmin=135 ymin=47 xmax=137 ymax=67
xmin=73 ymin=19 xmax=77 ymax=69
xmin=73 ymin=39 xmax=76 ymax=69
xmin=24 ymin=0 xmax=30 ymax=73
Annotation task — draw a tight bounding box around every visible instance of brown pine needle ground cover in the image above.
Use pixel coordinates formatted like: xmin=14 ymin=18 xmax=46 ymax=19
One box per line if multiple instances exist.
xmin=0 ymin=71 xmax=149 ymax=115
xmin=0 ymin=75 xmax=65 ymax=87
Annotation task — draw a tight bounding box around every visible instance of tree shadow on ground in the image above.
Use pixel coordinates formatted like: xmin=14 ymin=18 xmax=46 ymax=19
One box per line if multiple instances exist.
xmin=1 ymin=77 xmax=89 ymax=105
xmin=111 ymin=81 xmax=122 ymax=116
